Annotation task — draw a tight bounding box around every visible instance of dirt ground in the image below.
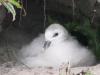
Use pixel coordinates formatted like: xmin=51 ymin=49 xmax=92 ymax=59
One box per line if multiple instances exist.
xmin=0 ymin=61 xmax=100 ymax=75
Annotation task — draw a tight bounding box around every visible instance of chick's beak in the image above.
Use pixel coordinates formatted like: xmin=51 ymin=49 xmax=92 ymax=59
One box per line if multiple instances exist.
xmin=43 ymin=41 xmax=51 ymax=49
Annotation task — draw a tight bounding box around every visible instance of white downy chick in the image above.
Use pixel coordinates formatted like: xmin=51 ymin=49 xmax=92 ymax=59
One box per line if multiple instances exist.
xmin=17 ymin=24 xmax=96 ymax=68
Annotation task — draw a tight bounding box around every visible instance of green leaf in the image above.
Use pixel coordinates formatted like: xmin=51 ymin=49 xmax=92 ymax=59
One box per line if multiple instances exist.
xmin=3 ymin=2 xmax=16 ymax=21
xmin=9 ymin=0 xmax=22 ymax=8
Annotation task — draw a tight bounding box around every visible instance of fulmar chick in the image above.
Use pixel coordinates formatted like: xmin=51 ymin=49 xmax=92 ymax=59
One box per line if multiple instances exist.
xmin=17 ymin=24 xmax=96 ymax=68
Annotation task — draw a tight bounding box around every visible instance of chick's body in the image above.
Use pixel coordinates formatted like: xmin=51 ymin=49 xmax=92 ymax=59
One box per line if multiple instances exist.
xmin=17 ymin=24 xmax=96 ymax=68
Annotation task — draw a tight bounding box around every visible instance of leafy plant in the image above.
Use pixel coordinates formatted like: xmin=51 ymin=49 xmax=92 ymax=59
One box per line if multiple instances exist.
xmin=0 ymin=0 xmax=22 ymax=21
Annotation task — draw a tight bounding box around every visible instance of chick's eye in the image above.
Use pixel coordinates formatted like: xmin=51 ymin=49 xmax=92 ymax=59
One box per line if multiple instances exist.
xmin=53 ymin=33 xmax=59 ymax=37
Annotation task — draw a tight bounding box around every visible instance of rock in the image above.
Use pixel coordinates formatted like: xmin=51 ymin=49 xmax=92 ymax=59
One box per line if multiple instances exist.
xmin=0 ymin=6 xmax=6 ymax=32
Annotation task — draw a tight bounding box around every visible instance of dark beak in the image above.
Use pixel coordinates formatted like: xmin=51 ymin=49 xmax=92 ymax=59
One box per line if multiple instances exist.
xmin=43 ymin=41 xmax=51 ymax=49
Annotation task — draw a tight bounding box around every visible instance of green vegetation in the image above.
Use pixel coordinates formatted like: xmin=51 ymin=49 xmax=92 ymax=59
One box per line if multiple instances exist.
xmin=0 ymin=0 xmax=22 ymax=21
